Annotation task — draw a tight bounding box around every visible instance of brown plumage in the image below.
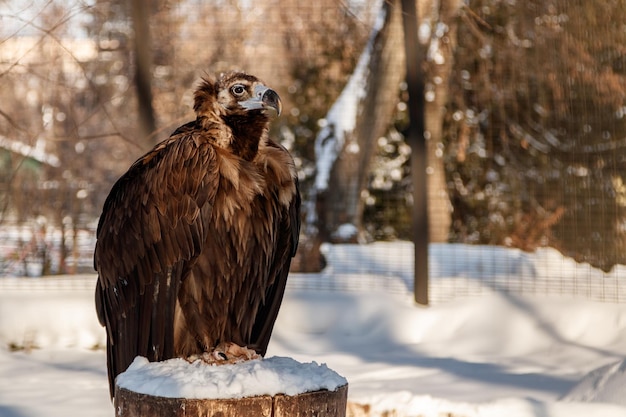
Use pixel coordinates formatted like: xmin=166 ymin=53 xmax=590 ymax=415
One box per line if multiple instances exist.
xmin=94 ymin=72 xmax=300 ymax=398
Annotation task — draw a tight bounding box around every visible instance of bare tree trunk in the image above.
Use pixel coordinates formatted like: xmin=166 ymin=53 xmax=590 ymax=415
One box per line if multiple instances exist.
xmin=130 ymin=0 xmax=156 ymax=148
xmin=423 ymin=0 xmax=461 ymax=242
xmin=317 ymin=0 xmax=405 ymax=243
xmin=295 ymin=1 xmax=405 ymax=271
xmin=295 ymin=0 xmax=460 ymax=271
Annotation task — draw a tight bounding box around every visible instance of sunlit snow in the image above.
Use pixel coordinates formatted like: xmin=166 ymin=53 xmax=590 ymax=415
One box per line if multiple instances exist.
xmin=1 ymin=242 xmax=626 ymax=417
xmin=117 ymin=356 xmax=346 ymax=399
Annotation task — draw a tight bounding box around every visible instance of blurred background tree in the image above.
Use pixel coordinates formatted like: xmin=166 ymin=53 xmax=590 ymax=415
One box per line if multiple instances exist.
xmin=445 ymin=0 xmax=626 ymax=270
xmin=0 ymin=0 xmax=625 ymax=275
xmin=0 ymin=0 xmax=374 ymax=274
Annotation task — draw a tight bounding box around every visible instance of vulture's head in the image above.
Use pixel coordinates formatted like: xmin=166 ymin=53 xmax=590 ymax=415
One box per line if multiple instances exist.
xmin=194 ymin=72 xmax=282 ymax=121
xmin=193 ymin=72 xmax=282 ymax=159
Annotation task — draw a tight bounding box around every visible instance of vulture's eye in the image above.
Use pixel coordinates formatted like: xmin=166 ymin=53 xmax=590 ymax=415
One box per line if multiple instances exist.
xmin=231 ymin=85 xmax=246 ymax=96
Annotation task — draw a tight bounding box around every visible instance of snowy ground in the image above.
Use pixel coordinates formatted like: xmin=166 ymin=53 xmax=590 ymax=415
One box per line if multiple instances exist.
xmin=1 ymin=242 xmax=626 ymax=417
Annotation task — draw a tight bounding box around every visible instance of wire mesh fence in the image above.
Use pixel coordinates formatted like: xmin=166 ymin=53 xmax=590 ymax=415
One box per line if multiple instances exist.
xmin=1 ymin=1 xmax=626 ymax=304
xmin=2 ymin=225 xmax=625 ymax=305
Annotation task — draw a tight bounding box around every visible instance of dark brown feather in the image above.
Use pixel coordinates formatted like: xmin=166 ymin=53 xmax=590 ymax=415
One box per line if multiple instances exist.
xmin=94 ymin=72 xmax=300 ymax=399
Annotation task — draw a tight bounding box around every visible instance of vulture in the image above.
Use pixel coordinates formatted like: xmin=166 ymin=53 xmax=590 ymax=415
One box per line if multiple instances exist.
xmin=94 ymin=72 xmax=301 ymax=398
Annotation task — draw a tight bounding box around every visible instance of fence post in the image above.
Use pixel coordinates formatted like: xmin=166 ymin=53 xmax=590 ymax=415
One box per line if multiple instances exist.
xmin=401 ymin=0 xmax=429 ymax=306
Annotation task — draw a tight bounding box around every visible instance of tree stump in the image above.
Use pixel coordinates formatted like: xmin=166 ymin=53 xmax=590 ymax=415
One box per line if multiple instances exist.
xmin=113 ymin=356 xmax=348 ymax=417
xmin=114 ymin=383 xmax=348 ymax=417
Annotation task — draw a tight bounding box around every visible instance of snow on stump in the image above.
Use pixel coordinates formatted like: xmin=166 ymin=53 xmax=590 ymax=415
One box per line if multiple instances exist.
xmin=114 ymin=356 xmax=348 ymax=417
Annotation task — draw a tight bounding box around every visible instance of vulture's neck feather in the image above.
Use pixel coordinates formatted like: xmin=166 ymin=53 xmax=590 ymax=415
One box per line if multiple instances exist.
xmin=223 ymin=111 xmax=268 ymax=161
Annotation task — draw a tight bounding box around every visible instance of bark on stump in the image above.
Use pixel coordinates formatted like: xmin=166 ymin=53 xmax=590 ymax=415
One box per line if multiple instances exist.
xmin=114 ymin=383 xmax=348 ymax=417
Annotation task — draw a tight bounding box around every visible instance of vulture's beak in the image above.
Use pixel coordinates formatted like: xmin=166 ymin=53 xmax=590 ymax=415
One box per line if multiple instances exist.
xmin=239 ymin=85 xmax=282 ymax=116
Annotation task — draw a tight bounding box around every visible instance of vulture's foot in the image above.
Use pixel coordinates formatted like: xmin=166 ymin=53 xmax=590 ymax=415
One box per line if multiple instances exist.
xmin=187 ymin=342 xmax=260 ymax=365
